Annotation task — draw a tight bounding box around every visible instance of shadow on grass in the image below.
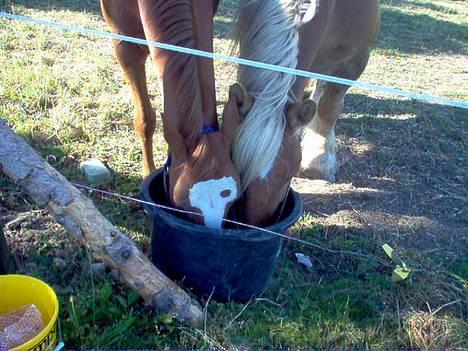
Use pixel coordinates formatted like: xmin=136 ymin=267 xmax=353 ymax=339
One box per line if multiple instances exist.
xmin=214 ymin=0 xmax=237 ymax=39
xmin=277 ymin=93 xmax=467 ymax=348
xmin=300 ymin=92 xmax=466 ymax=225
xmin=377 ymin=7 xmax=467 ymax=55
xmin=214 ymin=15 xmax=236 ymax=40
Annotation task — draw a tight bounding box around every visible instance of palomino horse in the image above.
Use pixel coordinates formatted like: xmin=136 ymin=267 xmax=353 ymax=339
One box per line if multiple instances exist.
xmin=231 ymin=0 xmax=380 ymax=226
xmin=101 ymin=0 xmax=380 ymax=228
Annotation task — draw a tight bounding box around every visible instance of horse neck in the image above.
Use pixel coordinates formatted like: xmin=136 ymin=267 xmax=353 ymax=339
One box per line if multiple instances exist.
xmin=232 ymin=0 xmax=301 ymax=191
xmin=139 ymin=0 xmax=216 ymax=150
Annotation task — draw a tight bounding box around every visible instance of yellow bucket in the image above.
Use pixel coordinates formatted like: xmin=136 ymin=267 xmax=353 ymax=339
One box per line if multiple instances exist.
xmin=0 ymin=275 xmax=59 ymax=350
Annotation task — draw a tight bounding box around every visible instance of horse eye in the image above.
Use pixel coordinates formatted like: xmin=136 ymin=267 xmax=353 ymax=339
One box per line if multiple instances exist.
xmin=220 ymin=190 xmax=231 ymax=198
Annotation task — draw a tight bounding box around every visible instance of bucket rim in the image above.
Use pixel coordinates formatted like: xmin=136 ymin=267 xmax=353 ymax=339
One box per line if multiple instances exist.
xmin=0 ymin=274 xmax=59 ymax=350
xmin=140 ymin=168 xmax=303 ymax=239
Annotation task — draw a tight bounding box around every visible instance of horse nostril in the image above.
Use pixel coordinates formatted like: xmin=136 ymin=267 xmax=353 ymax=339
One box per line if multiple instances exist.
xmin=220 ymin=189 xmax=231 ymax=198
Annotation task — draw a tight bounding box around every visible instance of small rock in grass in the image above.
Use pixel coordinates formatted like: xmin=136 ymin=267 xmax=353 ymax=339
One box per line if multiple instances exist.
xmin=80 ymin=159 xmax=112 ymax=185
xmin=295 ymin=252 xmax=314 ymax=272
xmin=53 ymin=257 xmax=66 ymax=269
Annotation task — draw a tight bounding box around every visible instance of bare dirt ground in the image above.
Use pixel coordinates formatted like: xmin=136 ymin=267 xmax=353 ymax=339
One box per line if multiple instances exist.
xmin=293 ymin=96 xmax=467 ymax=255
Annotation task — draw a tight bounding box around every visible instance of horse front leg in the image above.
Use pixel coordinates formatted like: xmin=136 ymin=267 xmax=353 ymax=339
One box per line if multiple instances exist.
xmin=114 ymin=40 xmax=156 ymax=178
xmin=300 ymin=80 xmax=345 ymax=182
xmin=301 ymin=49 xmax=371 ymax=182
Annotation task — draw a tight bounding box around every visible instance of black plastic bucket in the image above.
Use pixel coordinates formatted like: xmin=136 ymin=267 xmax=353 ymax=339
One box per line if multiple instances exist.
xmin=141 ymin=169 xmax=302 ymax=302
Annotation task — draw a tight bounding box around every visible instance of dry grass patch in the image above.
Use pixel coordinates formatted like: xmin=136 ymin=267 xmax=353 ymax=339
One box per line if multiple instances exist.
xmin=405 ymin=311 xmax=467 ymax=350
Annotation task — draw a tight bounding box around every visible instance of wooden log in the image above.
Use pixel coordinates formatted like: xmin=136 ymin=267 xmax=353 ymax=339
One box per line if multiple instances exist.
xmin=0 ymin=119 xmax=203 ymax=324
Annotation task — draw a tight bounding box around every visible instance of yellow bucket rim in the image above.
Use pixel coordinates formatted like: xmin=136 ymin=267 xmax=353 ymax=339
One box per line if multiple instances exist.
xmin=0 ymin=274 xmax=59 ymax=350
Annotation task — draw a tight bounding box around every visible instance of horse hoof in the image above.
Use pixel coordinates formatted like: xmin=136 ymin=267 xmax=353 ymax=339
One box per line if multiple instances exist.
xmin=300 ymin=153 xmax=336 ymax=182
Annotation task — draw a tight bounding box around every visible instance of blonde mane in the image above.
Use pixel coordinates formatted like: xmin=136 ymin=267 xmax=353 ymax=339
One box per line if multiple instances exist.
xmin=232 ymin=0 xmax=301 ymax=191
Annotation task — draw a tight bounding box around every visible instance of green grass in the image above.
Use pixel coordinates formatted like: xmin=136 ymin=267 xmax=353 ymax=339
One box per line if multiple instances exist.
xmin=1 ymin=0 xmax=467 ymax=349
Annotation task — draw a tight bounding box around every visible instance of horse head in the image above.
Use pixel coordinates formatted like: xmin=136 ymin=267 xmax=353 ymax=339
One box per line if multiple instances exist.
xmin=164 ymin=112 xmax=243 ymax=229
xmin=225 ymin=83 xmax=315 ymax=227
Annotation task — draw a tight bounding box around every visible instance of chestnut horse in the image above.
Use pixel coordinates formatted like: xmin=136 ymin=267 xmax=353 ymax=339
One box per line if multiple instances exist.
xmin=101 ymin=0 xmax=239 ymax=228
xmin=100 ymin=0 xmax=380 ymax=228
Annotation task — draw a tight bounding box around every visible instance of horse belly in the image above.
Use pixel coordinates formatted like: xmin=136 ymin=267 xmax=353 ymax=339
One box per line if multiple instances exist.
xmin=310 ymin=0 xmax=380 ymax=73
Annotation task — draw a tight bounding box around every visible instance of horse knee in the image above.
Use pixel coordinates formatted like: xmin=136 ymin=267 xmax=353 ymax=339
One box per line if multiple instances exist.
xmin=133 ymin=110 xmax=156 ymax=140
xmin=114 ymin=41 xmax=154 ymax=139
xmin=114 ymin=40 xmax=148 ymax=70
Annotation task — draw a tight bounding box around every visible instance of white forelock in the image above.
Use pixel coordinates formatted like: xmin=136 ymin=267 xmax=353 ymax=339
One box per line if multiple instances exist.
xmin=232 ymin=0 xmax=302 ymax=191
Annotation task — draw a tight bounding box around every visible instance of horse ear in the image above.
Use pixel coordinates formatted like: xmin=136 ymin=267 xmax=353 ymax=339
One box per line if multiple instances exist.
xmin=220 ymin=85 xmax=241 ymax=143
xmin=286 ymin=99 xmax=316 ymax=131
xmin=220 ymin=83 xmax=253 ymax=143
xmin=229 ymin=83 xmax=253 ymax=117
